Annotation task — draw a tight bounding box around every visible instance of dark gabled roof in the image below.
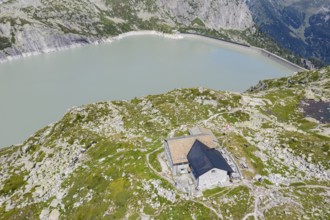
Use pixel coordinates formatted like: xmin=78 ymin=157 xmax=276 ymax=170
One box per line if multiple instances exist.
xmin=187 ymin=140 xmax=233 ymax=178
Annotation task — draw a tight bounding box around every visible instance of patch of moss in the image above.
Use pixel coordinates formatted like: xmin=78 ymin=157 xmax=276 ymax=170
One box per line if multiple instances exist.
xmin=225 ymin=133 xmax=267 ymax=176
xmin=191 ymin=17 xmax=205 ymax=27
xmin=217 ymin=185 xmax=253 ymax=219
xmin=0 ymin=36 xmax=11 ymax=50
xmin=223 ymin=110 xmax=250 ymax=123
xmin=203 ymin=187 xmax=226 ymax=197
xmin=149 ymin=147 xmax=163 ymax=173
xmin=289 ymin=182 xmax=306 ymax=187
xmin=291 ymin=188 xmax=329 ymax=219
xmin=265 ymin=204 xmax=301 ymax=220
xmin=158 ymin=200 xmax=218 ymax=219
xmin=278 ymin=131 xmax=330 ymax=169
xmin=0 ymin=173 xmax=26 ymax=196
xmin=297 ymin=119 xmax=318 ymax=131
xmin=0 ymin=202 xmax=46 ymax=220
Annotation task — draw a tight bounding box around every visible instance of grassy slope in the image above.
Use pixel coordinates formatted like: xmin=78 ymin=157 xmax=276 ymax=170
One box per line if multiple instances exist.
xmin=0 ymin=68 xmax=329 ymax=219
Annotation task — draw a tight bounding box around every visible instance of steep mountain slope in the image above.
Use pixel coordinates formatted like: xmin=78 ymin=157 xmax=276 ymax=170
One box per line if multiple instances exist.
xmin=1 ymin=0 xmax=329 ymax=67
xmin=0 ymin=68 xmax=329 ymax=219
xmin=156 ymin=0 xmax=253 ymax=30
xmin=247 ymin=0 xmax=330 ymax=65
xmin=0 ymin=0 xmax=253 ymax=62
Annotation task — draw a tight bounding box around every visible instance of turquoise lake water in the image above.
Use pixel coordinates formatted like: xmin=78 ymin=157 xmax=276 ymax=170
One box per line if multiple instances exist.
xmin=0 ymin=34 xmax=294 ymax=148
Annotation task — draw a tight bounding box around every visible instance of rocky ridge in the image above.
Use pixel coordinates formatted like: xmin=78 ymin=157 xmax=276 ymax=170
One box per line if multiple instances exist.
xmin=0 ymin=67 xmax=329 ymax=219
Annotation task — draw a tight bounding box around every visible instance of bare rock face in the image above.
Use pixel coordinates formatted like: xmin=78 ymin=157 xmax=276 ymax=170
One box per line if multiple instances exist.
xmin=0 ymin=23 xmax=97 ymax=59
xmin=156 ymin=0 xmax=254 ymax=30
xmin=0 ymin=0 xmax=106 ymax=61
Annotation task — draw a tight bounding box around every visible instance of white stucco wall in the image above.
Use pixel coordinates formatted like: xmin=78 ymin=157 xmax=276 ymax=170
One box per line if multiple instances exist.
xmin=198 ymin=168 xmax=228 ymax=190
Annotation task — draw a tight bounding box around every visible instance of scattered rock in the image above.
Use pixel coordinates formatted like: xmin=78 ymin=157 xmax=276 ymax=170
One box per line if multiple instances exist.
xmin=24 ymin=161 xmax=35 ymax=170
xmin=50 ymin=199 xmax=59 ymax=208
xmin=39 ymin=208 xmax=50 ymax=220
xmin=49 ymin=209 xmax=60 ymax=220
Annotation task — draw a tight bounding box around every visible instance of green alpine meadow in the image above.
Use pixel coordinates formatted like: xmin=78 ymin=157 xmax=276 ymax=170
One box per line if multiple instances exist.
xmin=0 ymin=67 xmax=329 ymax=219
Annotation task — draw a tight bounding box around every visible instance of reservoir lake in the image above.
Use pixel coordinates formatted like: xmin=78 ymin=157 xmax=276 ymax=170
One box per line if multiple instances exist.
xmin=0 ymin=34 xmax=295 ymax=148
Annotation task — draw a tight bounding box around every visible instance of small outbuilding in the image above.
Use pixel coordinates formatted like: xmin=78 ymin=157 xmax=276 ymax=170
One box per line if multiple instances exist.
xmin=188 ymin=140 xmax=233 ymax=190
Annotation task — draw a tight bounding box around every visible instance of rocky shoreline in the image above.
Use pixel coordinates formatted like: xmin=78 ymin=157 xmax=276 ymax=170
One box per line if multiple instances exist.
xmin=0 ymin=31 xmax=183 ymax=64
xmin=0 ymin=29 xmax=305 ymax=75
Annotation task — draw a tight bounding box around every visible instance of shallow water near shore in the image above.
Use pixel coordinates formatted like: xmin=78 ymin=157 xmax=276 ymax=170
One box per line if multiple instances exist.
xmin=0 ymin=34 xmax=294 ymax=148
